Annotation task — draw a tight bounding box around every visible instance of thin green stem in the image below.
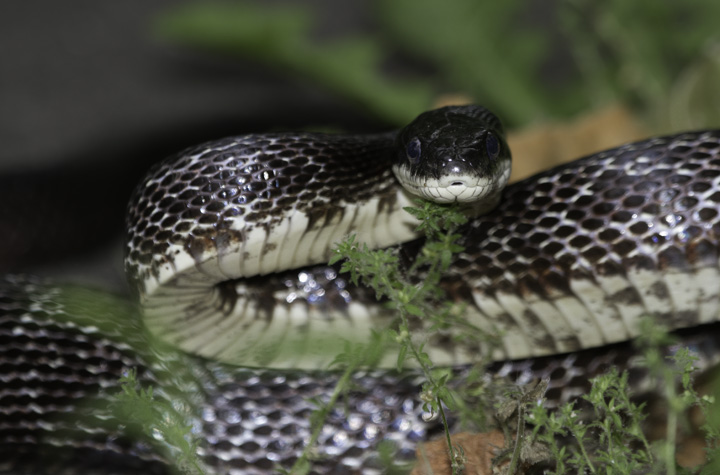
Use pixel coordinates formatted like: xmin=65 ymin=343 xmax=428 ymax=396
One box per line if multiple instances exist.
xmin=665 ymin=407 xmax=678 ymax=475
xmin=661 ymin=373 xmax=678 ymax=475
xmin=290 ymin=366 xmax=355 ymax=474
xmin=398 ymin=309 xmax=461 ymax=473
xmin=570 ymin=427 xmax=595 ymax=473
xmin=506 ymin=404 xmax=524 ymax=475
xmin=437 ymin=396 xmax=459 ymax=474
xmin=328 ymin=201 xmax=473 ymax=473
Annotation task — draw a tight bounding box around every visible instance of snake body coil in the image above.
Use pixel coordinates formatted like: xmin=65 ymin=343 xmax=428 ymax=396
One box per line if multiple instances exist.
xmin=3 ymin=105 xmax=720 ymax=473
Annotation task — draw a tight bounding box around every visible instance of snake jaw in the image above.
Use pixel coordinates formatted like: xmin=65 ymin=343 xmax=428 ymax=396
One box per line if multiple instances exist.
xmin=392 ymin=157 xmax=512 ymax=207
xmin=393 ymin=164 xmax=491 ymax=203
xmin=125 ymin=105 xmax=518 ymax=369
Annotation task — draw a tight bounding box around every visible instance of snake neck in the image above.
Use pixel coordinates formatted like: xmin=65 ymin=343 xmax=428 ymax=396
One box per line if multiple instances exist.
xmin=124 ymin=132 xmax=428 ymax=368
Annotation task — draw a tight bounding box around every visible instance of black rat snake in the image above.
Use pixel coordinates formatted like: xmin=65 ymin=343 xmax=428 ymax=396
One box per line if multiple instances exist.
xmin=3 ymin=105 xmax=720 ymax=473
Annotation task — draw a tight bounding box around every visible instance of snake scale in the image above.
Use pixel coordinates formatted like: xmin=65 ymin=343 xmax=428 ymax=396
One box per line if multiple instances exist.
xmin=3 ymin=105 xmax=720 ymax=473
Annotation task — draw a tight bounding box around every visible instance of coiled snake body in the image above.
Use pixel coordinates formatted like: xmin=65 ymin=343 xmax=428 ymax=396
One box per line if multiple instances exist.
xmin=3 ymin=105 xmax=720 ymax=473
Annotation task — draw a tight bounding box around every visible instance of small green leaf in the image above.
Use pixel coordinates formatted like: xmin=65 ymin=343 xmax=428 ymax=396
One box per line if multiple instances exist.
xmin=405 ymin=304 xmax=423 ymax=316
xmin=396 ymin=344 xmax=407 ymax=371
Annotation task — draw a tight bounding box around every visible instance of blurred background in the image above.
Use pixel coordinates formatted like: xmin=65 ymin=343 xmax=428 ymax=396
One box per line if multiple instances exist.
xmin=1 ymin=0 xmax=720 ymax=291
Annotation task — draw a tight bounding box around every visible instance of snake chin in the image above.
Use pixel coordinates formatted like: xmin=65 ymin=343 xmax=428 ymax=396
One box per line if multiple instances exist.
xmin=392 ymin=163 xmax=510 ymax=205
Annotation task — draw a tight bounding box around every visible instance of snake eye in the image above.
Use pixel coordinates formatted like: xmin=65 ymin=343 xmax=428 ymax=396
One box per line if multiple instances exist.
xmin=486 ymin=132 xmax=500 ymax=159
xmin=406 ymin=137 xmax=421 ymax=163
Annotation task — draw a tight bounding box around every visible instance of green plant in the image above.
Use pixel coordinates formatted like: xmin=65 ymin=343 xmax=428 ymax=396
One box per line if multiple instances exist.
xmin=112 ymin=369 xmax=207 ymax=475
xmin=156 ymin=1 xmax=720 ymax=129
xmin=502 ymin=317 xmax=718 ymax=474
xmin=283 ymin=332 xmax=389 ymax=474
xmin=325 ymin=200 xmax=496 ymax=474
xmin=154 ymin=3 xmax=433 ymax=125
xmin=701 ymin=375 xmax=720 ymax=474
xmin=321 ymin=202 xmax=719 ymax=473
xmin=318 ymin=201 xmax=719 ymax=474
xmin=527 ymin=367 xmax=652 ymax=474
xmin=107 ymin=200 xmax=720 ymax=474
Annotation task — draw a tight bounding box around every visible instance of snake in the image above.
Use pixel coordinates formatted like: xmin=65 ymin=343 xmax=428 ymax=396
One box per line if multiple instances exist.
xmin=3 ymin=104 xmax=720 ymax=473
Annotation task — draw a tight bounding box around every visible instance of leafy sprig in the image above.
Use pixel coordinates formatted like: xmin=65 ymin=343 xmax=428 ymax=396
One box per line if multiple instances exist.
xmin=107 ymin=200 xmax=720 ymax=474
xmin=512 ymin=316 xmax=717 ymax=474
xmin=327 ymin=199 xmax=496 ymax=474
xmin=112 ymin=369 xmax=206 ymax=475
xmin=285 ymin=332 xmax=389 ymax=474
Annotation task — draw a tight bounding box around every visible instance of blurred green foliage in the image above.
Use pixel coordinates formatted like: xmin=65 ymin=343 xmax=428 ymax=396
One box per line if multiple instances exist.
xmin=375 ymin=0 xmax=550 ymax=124
xmin=154 ymin=3 xmax=434 ymax=125
xmin=156 ymin=0 xmax=720 ymax=129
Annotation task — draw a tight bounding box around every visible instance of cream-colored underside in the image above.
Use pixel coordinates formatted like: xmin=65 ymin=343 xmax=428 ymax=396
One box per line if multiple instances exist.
xmin=141 ymin=188 xmax=426 ymax=369
xmin=140 ymin=183 xmax=720 ymax=369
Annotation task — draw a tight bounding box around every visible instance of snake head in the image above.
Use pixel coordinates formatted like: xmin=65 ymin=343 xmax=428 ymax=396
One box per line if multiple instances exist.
xmin=393 ymin=104 xmax=512 ymax=205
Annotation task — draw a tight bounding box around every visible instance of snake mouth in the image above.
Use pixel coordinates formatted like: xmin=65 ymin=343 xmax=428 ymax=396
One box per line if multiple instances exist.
xmin=393 ymin=163 xmax=511 ymax=204
xmin=403 ymin=176 xmax=493 ymax=203
xmin=422 ymin=181 xmax=492 ymax=203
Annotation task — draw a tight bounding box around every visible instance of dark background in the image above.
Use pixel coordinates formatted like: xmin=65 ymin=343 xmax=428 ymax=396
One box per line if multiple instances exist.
xmin=3 ymin=1 xmax=718 ymax=293
xmin=0 ymin=0 xmax=382 ymax=292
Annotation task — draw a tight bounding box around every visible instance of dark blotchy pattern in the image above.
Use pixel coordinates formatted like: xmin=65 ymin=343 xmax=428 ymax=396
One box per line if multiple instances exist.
xmin=128 ymin=126 xmax=720 ymax=360
xmin=6 ymin=127 xmax=720 ymax=472
xmin=0 ymin=277 xmax=170 ymax=474
xmin=4 ymin=276 xmax=720 ymax=473
xmin=0 ymin=277 xmax=442 ymax=474
xmin=455 ymin=132 xmax=720 ymax=283
xmin=125 ymin=133 xmax=397 ymax=293
xmin=437 ymin=131 xmax=720 ymax=354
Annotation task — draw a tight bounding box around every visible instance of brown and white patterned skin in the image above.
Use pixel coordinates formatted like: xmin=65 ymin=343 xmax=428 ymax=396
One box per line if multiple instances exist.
xmin=443 ymin=131 xmax=720 ymax=359
xmin=3 ymin=276 xmax=720 ymax=474
xmin=124 ymin=132 xmax=423 ymax=369
xmin=126 ymin=121 xmax=720 ymax=369
xmin=3 ymin=109 xmax=720 ymax=473
xmin=124 ymin=105 xmax=512 ymax=369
